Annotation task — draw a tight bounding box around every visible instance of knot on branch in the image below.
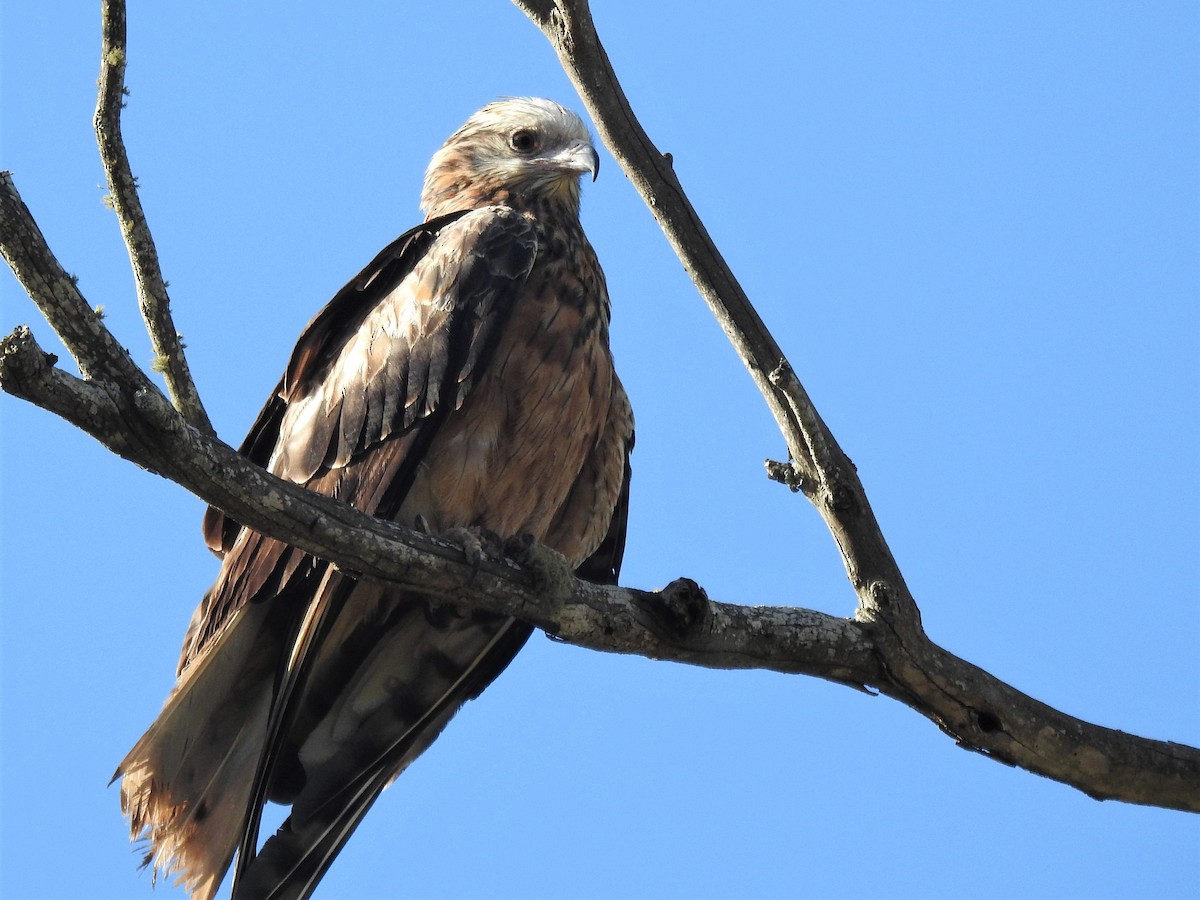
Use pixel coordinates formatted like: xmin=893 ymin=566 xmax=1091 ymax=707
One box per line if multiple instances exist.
xmin=131 ymin=385 xmax=182 ymax=435
xmin=0 ymin=325 xmax=57 ymax=395
xmin=826 ymin=480 xmax=859 ymax=515
xmin=644 ymin=577 xmax=709 ymax=639
xmin=547 ymin=5 xmax=571 ymax=50
xmin=972 ymin=708 xmax=1003 ymax=735
xmin=765 ymin=457 xmax=805 ymax=493
xmin=855 ymin=580 xmax=925 ymax=639
xmin=767 ymin=357 xmax=792 ymax=387
xmin=855 ymin=581 xmax=898 ymax=625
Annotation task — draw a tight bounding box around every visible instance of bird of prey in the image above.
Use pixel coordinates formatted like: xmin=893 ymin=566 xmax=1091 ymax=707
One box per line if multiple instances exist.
xmin=116 ymin=97 xmax=633 ymax=900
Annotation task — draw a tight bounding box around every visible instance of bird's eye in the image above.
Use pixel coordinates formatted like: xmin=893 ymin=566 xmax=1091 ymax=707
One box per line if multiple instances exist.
xmin=509 ymin=130 xmax=539 ymax=153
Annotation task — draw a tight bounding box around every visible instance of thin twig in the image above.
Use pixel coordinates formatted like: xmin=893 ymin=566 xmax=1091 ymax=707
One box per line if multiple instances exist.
xmin=0 ymin=171 xmax=155 ymax=392
xmin=96 ymin=0 xmax=213 ymax=435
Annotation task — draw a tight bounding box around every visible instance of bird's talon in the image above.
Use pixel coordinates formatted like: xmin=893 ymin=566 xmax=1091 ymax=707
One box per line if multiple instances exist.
xmin=441 ymin=526 xmax=484 ymax=567
xmin=507 ymin=535 xmax=574 ymax=602
xmin=442 ymin=525 xmax=507 ymax=570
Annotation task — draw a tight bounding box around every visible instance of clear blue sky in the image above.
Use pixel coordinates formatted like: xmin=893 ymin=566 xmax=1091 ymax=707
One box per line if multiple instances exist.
xmin=2 ymin=3 xmax=1197 ymax=898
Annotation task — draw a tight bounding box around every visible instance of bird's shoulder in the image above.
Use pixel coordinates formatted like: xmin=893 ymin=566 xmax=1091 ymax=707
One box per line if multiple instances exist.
xmin=284 ymin=206 xmax=536 ymax=402
xmin=202 ymin=205 xmax=539 ymax=554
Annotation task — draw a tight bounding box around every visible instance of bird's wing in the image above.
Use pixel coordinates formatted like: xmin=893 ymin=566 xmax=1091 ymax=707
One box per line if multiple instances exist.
xmin=201 ymin=209 xmax=471 ymax=558
xmin=118 ymin=206 xmax=540 ymax=899
xmin=229 ymin=204 xmax=541 ymax=889
xmin=575 ymin=447 xmax=632 ymax=585
xmin=182 ymin=206 xmax=533 ymax=669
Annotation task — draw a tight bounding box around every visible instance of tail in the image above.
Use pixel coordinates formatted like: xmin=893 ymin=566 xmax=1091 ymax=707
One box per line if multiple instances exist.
xmin=118 ymin=576 xmax=531 ymax=900
xmin=115 ymin=599 xmax=282 ymax=900
xmin=233 ymin=591 xmax=532 ymax=900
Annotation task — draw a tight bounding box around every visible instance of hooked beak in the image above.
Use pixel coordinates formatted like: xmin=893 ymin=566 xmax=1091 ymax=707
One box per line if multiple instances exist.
xmin=551 ymin=139 xmax=600 ymax=182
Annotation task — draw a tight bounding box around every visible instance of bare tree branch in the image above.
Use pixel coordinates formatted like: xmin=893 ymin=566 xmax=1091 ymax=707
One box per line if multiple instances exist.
xmin=96 ymin=0 xmax=213 ymax=435
xmin=511 ymin=0 xmax=923 ymax=631
xmin=0 ymin=295 xmax=881 ymax=690
xmin=0 ymin=171 xmax=157 ymax=393
xmin=508 ymin=0 xmax=1199 ymax=808
xmin=0 ymin=0 xmax=1196 ymax=822
xmin=2 ymin=179 xmax=1197 ymax=812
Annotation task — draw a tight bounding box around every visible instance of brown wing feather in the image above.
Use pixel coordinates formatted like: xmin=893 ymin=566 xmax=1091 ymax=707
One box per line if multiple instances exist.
xmin=202 ymin=210 xmax=471 ymax=557
xmin=270 ymin=208 xmax=537 ymax=483
xmin=575 ymin=448 xmax=632 ymax=586
xmin=184 ymin=208 xmax=537 ymax=672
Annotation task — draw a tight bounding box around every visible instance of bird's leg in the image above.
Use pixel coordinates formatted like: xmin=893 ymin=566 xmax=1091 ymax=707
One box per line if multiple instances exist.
xmin=440 ymin=524 xmax=506 ymax=570
xmin=504 ymin=534 xmax=575 ymax=603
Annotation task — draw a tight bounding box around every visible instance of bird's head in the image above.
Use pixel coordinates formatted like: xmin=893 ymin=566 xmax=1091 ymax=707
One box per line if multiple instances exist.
xmin=421 ymin=97 xmax=600 ymax=220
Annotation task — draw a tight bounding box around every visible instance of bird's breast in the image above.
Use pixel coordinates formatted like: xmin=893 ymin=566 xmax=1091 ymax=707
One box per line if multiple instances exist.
xmin=396 ymin=265 xmax=617 ymax=566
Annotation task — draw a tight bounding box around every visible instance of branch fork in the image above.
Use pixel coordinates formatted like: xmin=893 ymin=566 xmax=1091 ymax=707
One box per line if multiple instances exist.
xmin=0 ymin=0 xmax=1195 ymax=815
